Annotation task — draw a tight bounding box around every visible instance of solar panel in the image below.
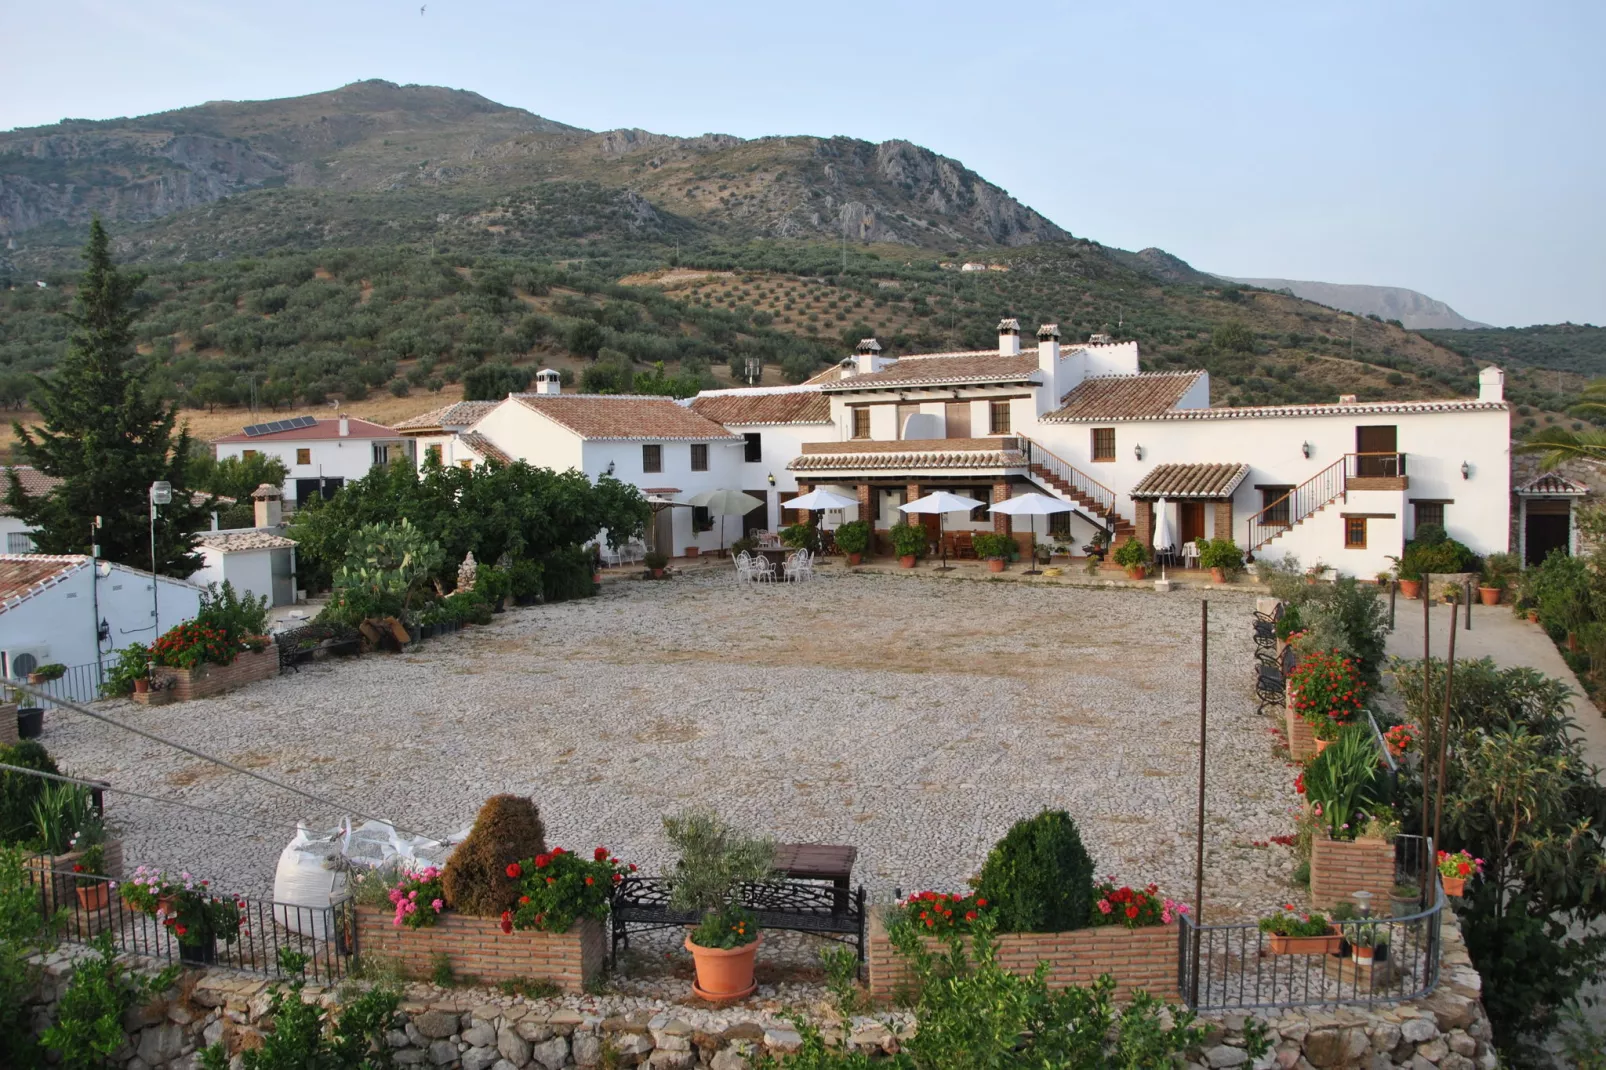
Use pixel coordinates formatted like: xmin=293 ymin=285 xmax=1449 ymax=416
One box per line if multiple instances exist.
xmin=241 ymin=415 xmax=318 ymax=437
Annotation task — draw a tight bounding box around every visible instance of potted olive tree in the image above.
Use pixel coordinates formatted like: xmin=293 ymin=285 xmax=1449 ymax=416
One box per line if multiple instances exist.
xmin=889 ymin=522 xmax=926 ymax=569
xmin=663 ymin=808 xmax=774 ymax=1003
xmin=833 ymin=520 xmax=870 ymax=566
xmin=1112 ymin=537 xmax=1150 ymax=580
xmin=972 ymin=532 xmax=1015 ymax=573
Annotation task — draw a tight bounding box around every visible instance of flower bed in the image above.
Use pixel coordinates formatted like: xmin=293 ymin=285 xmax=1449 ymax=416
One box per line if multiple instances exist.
xmin=1287 ymin=650 xmax=1366 ymax=743
xmin=352 ymin=905 xmax=604 ymax=991
xmin=133 ymin=643 xmax=278 ymax=704
xmin=1309 ymin=835 xmax=1396 ymax=910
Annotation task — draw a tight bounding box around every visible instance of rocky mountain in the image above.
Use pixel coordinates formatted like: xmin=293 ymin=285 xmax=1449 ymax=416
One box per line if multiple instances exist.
xmin=1221 ymin=277 xmax=1488 ymax=330
xmin=0 ymin=80 xmax=1064 ymax=265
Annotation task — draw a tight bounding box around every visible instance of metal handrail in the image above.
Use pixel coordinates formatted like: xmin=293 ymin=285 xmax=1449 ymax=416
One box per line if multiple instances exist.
xmin=1246 ymin=453 xmax=1407 ymax=551
xmin=1018 ymin=435 xmax=1117 ymax=515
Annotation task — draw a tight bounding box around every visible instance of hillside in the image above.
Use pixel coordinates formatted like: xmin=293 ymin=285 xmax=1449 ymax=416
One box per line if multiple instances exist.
xmin=1420 ymin=323 xmax=1606 ymax=377
xmin=1223 ymin=277 xmax=1488 ymax=330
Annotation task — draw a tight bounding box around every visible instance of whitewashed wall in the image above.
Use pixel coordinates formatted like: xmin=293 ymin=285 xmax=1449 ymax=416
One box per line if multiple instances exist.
xmin=215 ymin=436 xmax=393 ymax=496
xmin=0 ymin=562 xmax=203 ymax=675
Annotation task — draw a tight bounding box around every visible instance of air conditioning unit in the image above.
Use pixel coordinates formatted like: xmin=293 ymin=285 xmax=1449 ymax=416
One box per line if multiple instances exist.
xmin=1 ymin=648 xmax=50 ymax=680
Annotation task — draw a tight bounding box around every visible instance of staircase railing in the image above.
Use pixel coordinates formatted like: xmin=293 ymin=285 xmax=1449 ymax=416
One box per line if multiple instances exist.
xmin=1247 ymin=452 xmax=1407 ymax=550
xmin=1019 ymin=436 xmax=1117 ymax=516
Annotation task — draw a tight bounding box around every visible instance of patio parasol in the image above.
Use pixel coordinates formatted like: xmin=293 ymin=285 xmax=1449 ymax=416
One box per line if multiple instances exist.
xmin=986 ymin=492 xmax=1074 ymax=576
xmin=688 ymin=488 xmax=766 ymax=555
xmin=782 ymin=486 xmax=860 ymax=556
xmin=900 ymin=490 xmax=987 ymax=571
xmin=1152 ymin=497 xmax=1175 ymax=575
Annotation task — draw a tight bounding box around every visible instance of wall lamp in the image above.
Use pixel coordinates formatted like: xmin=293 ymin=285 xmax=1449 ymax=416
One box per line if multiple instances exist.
xmin=1461 ymin=461 xmax=1471 ymax=480
xmin=1133 ymin=444 xmax=1144 ymax=461
xmin=605 ymin=461 xmax=615 ymax=476
xmin=1301 ymin=441 xmax=1312 ymax=459
xmin=767 ymin=472 xmax=776 ymax=486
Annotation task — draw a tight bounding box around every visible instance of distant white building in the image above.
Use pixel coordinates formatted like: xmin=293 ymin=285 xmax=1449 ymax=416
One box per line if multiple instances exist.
xmin=212 ymin=415 xmax=411 ymax=509
xmin=0 ymin=466 xmax=59 ymax=554
xmin=188 ymin=485 xmax=298 ymax=608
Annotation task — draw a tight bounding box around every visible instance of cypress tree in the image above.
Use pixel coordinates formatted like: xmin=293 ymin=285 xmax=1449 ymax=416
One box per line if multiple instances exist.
xmin=5 ymin=219 xmax=210 ymax=575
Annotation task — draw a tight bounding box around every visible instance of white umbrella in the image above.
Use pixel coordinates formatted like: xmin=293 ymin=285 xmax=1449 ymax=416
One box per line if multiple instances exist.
xmin=988 ymin=492 xmax=1074 ymax=576
xmin=688 ymin=489 xmax=766 ymax=555
xmin=900 ymin=490 xmax=987 ymax=571
xmin=782 ymin=487 xmax=858 ymax=512
xmin=1152 ymin=497 xmax=1175 ymax=574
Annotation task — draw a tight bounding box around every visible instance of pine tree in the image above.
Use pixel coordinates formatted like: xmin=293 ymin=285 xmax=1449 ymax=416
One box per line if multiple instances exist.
xmin=5 ymin=219 xmax=211 ymax=575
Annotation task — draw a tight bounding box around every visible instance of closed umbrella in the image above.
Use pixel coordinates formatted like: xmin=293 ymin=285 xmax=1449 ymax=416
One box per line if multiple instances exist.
xmin=689 ymin=488 xmax=766 ymax=555
xmin=987 ymin=492 xmax=1074 ymax=576
xmin=1152 ymin=498 xmax=1175 ymax=573
xmin=900 ymin=490 xmax=987 ymax=571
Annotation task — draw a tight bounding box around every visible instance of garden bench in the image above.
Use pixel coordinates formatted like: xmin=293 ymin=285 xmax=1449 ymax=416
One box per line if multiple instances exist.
xmin=610 ymin=875 xmax=867 ymax=966
xmin=1255 ymin=644 xmax=1294 ymax=714
xmin=279 ymin=645 xmax=318 ymax=674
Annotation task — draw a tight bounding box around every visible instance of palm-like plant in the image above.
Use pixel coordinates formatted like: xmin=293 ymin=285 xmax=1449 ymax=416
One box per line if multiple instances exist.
xmin=1513 ymin=425 xmax=1606 ymax=471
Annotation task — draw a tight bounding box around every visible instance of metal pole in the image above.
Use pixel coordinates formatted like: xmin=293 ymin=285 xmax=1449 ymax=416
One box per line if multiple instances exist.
xmin=1420 ymin=589 xmax=1432 ymax=898
xmin=1465 ymin=579 xmax=1472 ymax=631
xmin=1190 ymin=598 xmax=1208 ymax=1007
xmin=1389 ymin=579 xmax=1397 ymax=630
xmin=1433 ymin=607 xmax=1458 ymax=856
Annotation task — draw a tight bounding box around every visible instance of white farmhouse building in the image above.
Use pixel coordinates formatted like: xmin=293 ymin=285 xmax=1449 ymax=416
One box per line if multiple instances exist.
xmin=0 ymin=554 xmax=203 ymax=697
xmin=0 ymin=466 xmax=59 ymax=554
xmin=213 ymin=415 xmax=411 ymax=509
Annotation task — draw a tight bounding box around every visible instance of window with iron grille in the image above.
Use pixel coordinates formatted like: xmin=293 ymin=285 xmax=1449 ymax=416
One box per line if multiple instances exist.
xmin=1414 ymin=501 xmax=1445 ymax=533
xmin=743 ymin=433 xmax=762 ymax=463
xmin=691 ymin=443 xmax=709 ymax=472
xmin=1091 ymin=427 xmax=1115 ymax=461
xmin=643 ymin=444 xmax=663 ymax=473
xmin=6 ymin=532 xmax=35 ymax=553
xmin=1261 ymin=486 xmax=1293 ymax=526
xmin=1345 ymin=517 xmax=1368 ymax=548
xmin=989 ymin=400 xmax=1011 ymax=435
xmin=851 ymin=407 xmax=871 ymax=439
xmin=1049 ymin=511 xmax=1071 ymax=538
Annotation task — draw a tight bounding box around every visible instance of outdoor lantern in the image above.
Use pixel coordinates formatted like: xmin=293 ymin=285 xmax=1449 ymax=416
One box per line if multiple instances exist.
xmin=1461 ymin=461 xmax=1471 ymax=480
xmin=605 ymin=460 xmax=615 ymax=476
xmin=767 ymin=472 xmax=776 ymax=486
xmin=1134 ymin=444 xmax=1144 ymax=461
xmin=1302 ymin=441 xmax=1312 ymax=459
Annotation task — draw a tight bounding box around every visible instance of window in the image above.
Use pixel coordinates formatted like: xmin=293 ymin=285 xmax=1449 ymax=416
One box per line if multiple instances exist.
xmin=6 ymin=532 xmax=35 ymax=553
xmin=242 ymin=449 xmax=259 ymax=461
xmin=1345 ymin=517 xmax=1368 ymax=549
xmin=1091 ymin=427 xmax=1115 ymax=461
xmin=643 ymin=444 xmax=663 ymax=473
xmin=372 ymin=444 xmax=391 ymax=466
xmin=458 ymin=460 xmax=473 ymax=470
xmin=692 ymin=505 xmax=712 ymax=532
xmin=425 ymin=444 xmax=443 ymax=465
xmin=851 ymin=406 xmax=871 ymax=439
xmin=296 ymin=448 xmax=311 ymax=466
xmin=1414 ymin=501 xmax=1445 ymax=533
xmin=1260 ymin=486 xmax=1293 ymax=527
xmin=690 ymin=443 xmax=709 ymax=472
xmin=743 ymin=432 xmax=762 ymax=463
xmin=1048 ymin=511 xmax=1071 ymax=539
xmin=989 ymin=400 xmax=1011 ymax=435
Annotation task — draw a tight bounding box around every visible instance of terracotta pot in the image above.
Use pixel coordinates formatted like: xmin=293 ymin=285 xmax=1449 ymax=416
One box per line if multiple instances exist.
xmin=77 ymin=883 xmax=111 ymax=911
xmin=1441 ymin=876 xmax=1466 ymax=897
xmin=685 ymin=546 xmax=700 ymax=558
xmin=1567 ymin=632 xmax=1580 ymax=652
xmin=685 ymin=934 xmax=761 ymax=1003
xmin=1314 ymin=737 xmax=1331 ymax=755
xmin=1527 ymin=610 xmax=1539 ymax=623
xmin=1126 ymin=565 xmax=1147 ymax=580
xmin=1266 ymin=931 xmax=1342 ymax=955
xmin=1477 ymin=586 xmax=1500 ymax=606
xmin=1210 ymin=566 xmax=1226 ymax=584
xmin=27 ymin=672 xmax=44 ymax=684
xmin=133 ymin=678 xmax=150 ymax=694
xmin=846 ymin=552 xmax=862 ymax=566
xmin=651 ymin=568 xmax=665 ymax=579
xmin=1352 ymin=947 xmax=1376 ymax=966
xmin=593 ymin=571 xmax=603 ymax=584
xmin=987 ymin=559 xmax=1006 ymax=573
xmin=1398 ymin=579 xmax=1421 ymax=599
xmin=899 ymin=555 xmax=917 ymax=569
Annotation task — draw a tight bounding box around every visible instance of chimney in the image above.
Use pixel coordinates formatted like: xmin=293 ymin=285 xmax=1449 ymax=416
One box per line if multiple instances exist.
xmin=533 ymin=368 xmax=562 ymax=396
xmin=338 ymin=413 xmax=350 ymax=437
xmin=251 ymin=483 xmax=283 ymax=528
xmin=997 ymin=318 xmax=1021 ymax=357
xmin=854 ymin=337 xmax=883 ymax=376
xmin=1478 ymin=365 xmax=1505 ymax=403
xmin=1338 ymin=394 xmax=1358 ymax=404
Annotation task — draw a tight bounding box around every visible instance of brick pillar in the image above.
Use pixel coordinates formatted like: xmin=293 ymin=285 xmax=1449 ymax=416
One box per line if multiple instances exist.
xmin=857 ymin=483 xmax=873 ymax=527
xmin=1213 ymin=500 xmax=1234 ymax=544
xmin=795 ymin=483 xmax=813 ymax=525
xmin=993 ymin=482 xmax=1012 ymax=535
xmin=1134 ymin=500 xmax=1154 ymax=548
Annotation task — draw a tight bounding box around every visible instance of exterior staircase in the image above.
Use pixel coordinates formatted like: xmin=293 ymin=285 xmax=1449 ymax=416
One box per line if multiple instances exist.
xmin=1247 ymin=452 xmax=1404 ymax=553
xmin=1017 ymin=437 xmax=1138 ymax=544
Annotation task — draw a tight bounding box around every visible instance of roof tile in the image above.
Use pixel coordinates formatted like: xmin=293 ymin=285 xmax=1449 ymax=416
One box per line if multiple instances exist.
xmin=513 ymin=395 xmax=737 ymax=440
xmin=196 ymin=531 xmax=298 ymax=552
xmin=1130 ymin=463 xmax=1251 ymax=499
xmin=0 ymin=466 xmax=61 ymax=518
xmin=821 ymin=353 xmax=1040 ymax=392
xmin=689 ymin=390 xmax=831 ymax=425
xmin=392 ymin=400 xmax=501 ymax=432
xmin=1045 ymin=372 xmax=1205 ymax=421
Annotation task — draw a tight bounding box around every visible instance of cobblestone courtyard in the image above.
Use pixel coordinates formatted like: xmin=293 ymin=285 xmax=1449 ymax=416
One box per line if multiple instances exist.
xmin=45 ymin=572 xmax=1298 ymax=917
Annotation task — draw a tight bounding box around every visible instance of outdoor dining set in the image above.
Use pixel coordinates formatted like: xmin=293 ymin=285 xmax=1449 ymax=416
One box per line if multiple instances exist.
xmin=733 ymin=548 xmax=817 ymax=583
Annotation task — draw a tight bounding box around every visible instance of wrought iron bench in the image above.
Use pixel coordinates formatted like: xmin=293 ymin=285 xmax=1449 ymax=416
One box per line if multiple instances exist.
xmin=1255 ymin=644 xmax=1295 ymax=714
xmin=610 ymin=876 xmax=867 ymax=966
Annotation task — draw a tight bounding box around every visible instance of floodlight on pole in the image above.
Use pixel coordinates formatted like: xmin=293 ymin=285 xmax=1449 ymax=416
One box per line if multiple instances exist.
xmin=148 ymin=481 xmax=171 ymax=651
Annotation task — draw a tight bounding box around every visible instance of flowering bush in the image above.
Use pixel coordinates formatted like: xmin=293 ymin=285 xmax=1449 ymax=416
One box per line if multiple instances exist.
xmin=1287 ymin=649 xmax=1367 ymax=739
xmin=1257 ymin=905 xmax=1333 ymax=938
xmin=120 ymin=866 xmax=243 ymax=946
xmin=151 ymin=621 xmax=236 ymax=670
xmin=388 ymin=865 xmax=447 ymax=929
xmin=1089 ymin=880 xmax=1190 ymax=928
xmin=1437 ymin=849 xmax=1484 ymax=881
xmin=892 ymin=890 xmax=994 ymax=935
xmin=1383 ymin=723 xmax=1418 ymax=755
xmin=507 ymin=846 xmax=629 ymax=934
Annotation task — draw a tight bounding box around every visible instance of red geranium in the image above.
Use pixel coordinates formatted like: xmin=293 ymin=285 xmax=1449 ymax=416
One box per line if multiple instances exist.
xmin=505 ymin=862 xmax=522 ymax=879
xmin=594 ymin=846 xmax=609 ymax=862
xmin=506 ymin=845 xmax=629 ymax=934
xmin=894 ymin=890 xmax=993 ymax=936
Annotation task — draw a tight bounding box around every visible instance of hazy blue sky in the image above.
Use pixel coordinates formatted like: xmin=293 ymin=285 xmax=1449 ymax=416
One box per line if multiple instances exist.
xmin=6 ymin=1 xmax=1602 ymax=326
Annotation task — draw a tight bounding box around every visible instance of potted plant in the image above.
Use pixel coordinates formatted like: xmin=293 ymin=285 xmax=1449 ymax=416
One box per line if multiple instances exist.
xmin=1288 ymin=650 xmax=1366 ymax=754
xmin=73 ymin=843 xmax=111 ymax=911
xmin=833 ymin=520 xmax=870 ymax=566
xmin=1197 ymin=537 xmax=1244 ymax=584
xmin=1348 ymin=923 xmax=1385 ymax=966
xmin=662 ymin=808 xmax=775 ymax=1003
xmin=16 ymin=697 xmax=44 ymax=739
xmin=1391 ymin=552 xmax=1422 ymax=599
xmin=1436 ymin=849 xmax=1482 ymax=897
xmin=1441 ymin=582 xmax=1462 ymax=605
xmin=1082 ymin=529 xmax=1112 ymax=562
xmin=121 ymin=868 xmax=243 ymax=964
xmin=1382 ymin=723 xmax=1417 ymax=761
xmin=644 ymin=551 xmax=670 ymax=579
xmin=1258 ymin=906 xmax=1341 ymax=955
xmin=972 ymin=532 xmax=1015 ymax=573
xmin=890 ymin=522 xmax=926 ymax=569
xmin=28 ymin=663 xmax=67 ymax=685
xmin=1305 ymin=560 xmax=1330 ymax=585
xmin=1390 ymin=882 xmax=1422 ymax=917
xmin=1112 ymin=537 xmax=1150 ymax=580
xmin=1374 ymin=570 xmax=1393 ymax=587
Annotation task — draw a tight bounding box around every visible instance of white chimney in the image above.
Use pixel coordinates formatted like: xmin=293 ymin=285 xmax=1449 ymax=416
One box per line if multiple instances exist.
xmin=998 ymin=318 xmax=1021 ymax=357
xmin=338 ymin=414 xmax=350 ymax=437
xmin=854 ymin=338 xmax=883 ymax=375
xmin=1339 ymin=394 xmax=1358 ymax=404
xmin=533 ymin=368 xmax=562 ymax=396
xmin=251 ymin=483 xmax=283 ymax=528
xmin=1478 ymin=365 xmax=1505 ymax=403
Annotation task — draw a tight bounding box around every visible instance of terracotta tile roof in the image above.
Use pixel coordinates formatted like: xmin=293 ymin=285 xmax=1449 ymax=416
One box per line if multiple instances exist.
xmin=392 ymin=401 xmax=500 ymax=432
xmin=1163 ymin=399 xmax=1507 ymax=420
xmin=0 ymin=466 xmax=61 ymax=517
xmin=196 ymin=531 xmax=298 ymax=552
xmin=1130 ymin=463 xmax=1251 ymax=499
xmin=1044 ymin=372 xmax=1206 ymax=421
xmin=820 ymin=352 xmax=1041 ymax=392
xmin=788 ymin=438 xmax=1025 ymax=473
xmin=689 ymin=390 xmax=831 ymax=426
xmin=459 ymin=432 xmax=513 ymax=464
xmin=214 ymin=417 xmax=401 ymax=443
xmin=512 ymin=395 xmax=738 ymax=440
xmin=1516 ymin=473 xmax=1589 ymax=496
xmin=0 ymin=554 xmax=88 ymax=613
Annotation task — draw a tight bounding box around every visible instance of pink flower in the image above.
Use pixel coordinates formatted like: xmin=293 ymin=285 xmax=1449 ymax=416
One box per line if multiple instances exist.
xmin=431 ymin=898 xmax=443 ymax=912
xmin=1097 ymin=900 xmax=1113 ymax=915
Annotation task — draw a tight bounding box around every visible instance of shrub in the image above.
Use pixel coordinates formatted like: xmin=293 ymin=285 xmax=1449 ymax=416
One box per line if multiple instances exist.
xmin=41 ymin=933 xmax=180 ymax=1070
xmin=508 ymin=558 xmax=544 ymax=601
xmin=541 ymin=545 xmax=596 ymax=603
xmin=0 ymin=742 xmax=61 ymax=845
xmin=971 ymin=532 xmax=1016 ymax=560
xmin=1528 ymin=548 xmax=1593 ymax=635
xmin=832 ymin=519 xmax=870 ymax=555
xmin=441 ymin=795 xmax=548 ymax=917
xmin=473 ymin=564 xmax=511 ymax=605
xmin=1112 ymin=538 xmax=1150 ymax=569
xmin=1196 ymin=537 xmax=1244 ymax=575
xmin=975 ymin=810 xmax=1096 ymax=934
xmin=780 ymin=522 xmax=818 ymax=551
xmin=889 ymin=521 xmax=926 ymax=559
xmin=644 ymin=550 xmax=669 ymax=571
xmin=1287 ymin=649 xmax=1367 ymax=738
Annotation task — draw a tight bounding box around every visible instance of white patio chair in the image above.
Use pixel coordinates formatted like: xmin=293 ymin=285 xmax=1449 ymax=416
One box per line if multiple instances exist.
xmin=600 ymin=543 xmax=624 ymax=568
xmin=734 ymin=552 xmax=755 ymax=584
xmin=784 ymin=549 xmax=814 ymax=583
xmin=749 ymin=552 xmax=776 ymax=583
xmin=1181 ymin=541 xmax=1200 ymax=570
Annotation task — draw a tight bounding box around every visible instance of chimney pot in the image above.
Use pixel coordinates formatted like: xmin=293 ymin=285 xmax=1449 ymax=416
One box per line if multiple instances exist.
xmin=997 ymin=318 xmax=1021 ymax=357
xmin=854 ymin=337 xmax=883 ymax=375
xmin=534 ymin=368 xmax=562 ymax=395
xmin=338 ymin=414 xmax=350 ymax=437
xmin=1478 ymin=365 xmax=1505 ymax=403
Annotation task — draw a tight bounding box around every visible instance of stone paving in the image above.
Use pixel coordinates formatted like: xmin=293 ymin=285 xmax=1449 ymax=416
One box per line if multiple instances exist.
xmin=41 ymin=570 xmax=1298 ymax=919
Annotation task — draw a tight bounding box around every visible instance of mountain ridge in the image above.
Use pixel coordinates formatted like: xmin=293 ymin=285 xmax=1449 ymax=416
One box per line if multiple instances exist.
xmin=1221 ymin=276 xmax=1488 ymax=330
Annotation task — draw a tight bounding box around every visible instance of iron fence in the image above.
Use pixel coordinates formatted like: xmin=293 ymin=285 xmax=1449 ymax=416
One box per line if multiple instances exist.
xmin=1178 ymin=835 xmax=1443 ymax=1011
xmin=13 ymin=661 xmax=105 ymax=708
xmin=30 ymin=861 xmax=355 ymax=984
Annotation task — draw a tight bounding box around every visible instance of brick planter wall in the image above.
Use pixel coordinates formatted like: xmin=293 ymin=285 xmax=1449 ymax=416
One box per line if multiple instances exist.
xmin=27 ymin=839 xmax=125 ymax=912
xmin=1310 ymin=836 xmax=1396 ymax=910
xmin=353 ymin=906 xmax=604 ymax=992
xmin=135 ymin=645 xmax=279 ymax=704
xmin=1284 ymin=702 xmax=1316 ymax=761
xmin=0 ymin=702 xmax=17 ymax=745
xmin=867 ymin=908 xmax=1178 ymax=1003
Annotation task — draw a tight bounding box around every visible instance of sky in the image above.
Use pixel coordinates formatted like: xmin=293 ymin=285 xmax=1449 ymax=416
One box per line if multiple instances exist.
xmin=5 ymin=1 xmax=1603 ymax=327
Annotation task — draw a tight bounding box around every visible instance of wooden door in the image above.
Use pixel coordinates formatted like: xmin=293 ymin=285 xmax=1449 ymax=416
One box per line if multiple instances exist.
xmin=945 ymin=401 xmax=971 ymax=439
xmin=1180 ymin=502 xmax=1206 ymax=545
xmin=1355 ymin=426 xmax=1398 ymax=476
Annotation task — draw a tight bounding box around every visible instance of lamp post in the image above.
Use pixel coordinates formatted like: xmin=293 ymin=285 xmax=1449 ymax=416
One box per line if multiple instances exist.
xmin=149 ymin=481 xmax=171 ymax=642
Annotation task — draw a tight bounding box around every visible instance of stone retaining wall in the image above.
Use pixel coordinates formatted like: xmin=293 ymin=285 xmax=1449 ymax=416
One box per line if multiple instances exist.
xmin=866 ymin=908 xmax=1179 ymax=1002
xmin=134 ymin=645 xmax=279 ymax=704
xmin=1310 ymin=836 xmax=1397 ymax=910
xmin=354 ymin=907 xmax=605 ymax=993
